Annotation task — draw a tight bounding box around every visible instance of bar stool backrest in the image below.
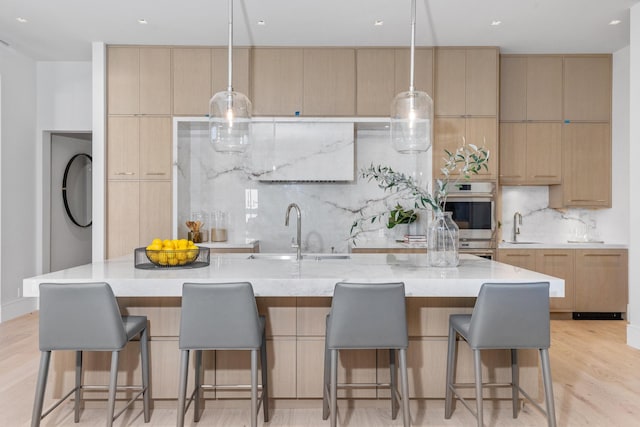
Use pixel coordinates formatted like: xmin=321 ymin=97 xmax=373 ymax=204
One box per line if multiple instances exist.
xmin=179 ymin=282 xmax=262 ymax=350
xmin=467 ymin=282 xmax=550 ymax=350
xmin=39 ymin=282 xmax=127 ymax=351
xmin=327 ymin=282 xmax=408 ymax=349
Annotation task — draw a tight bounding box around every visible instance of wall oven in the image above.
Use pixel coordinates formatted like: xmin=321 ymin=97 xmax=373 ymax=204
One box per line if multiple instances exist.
xmin=442 ymin=182 xmax=496 ymax=255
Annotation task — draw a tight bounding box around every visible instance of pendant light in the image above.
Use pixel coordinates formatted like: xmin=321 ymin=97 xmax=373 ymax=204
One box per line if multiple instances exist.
xmin=390 ymin=0 xmax=433 ymax=154
xmin=210 ymin=0 xmax=252 ymax=153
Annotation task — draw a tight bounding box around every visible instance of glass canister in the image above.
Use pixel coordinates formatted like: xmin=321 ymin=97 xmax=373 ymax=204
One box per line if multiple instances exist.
xmin=210 ymin=211 xmax=228 ymax=242
xmin=187 ymin=211 xmax=209 ymax=243
xmin=427 ymin=211 xmax=459 ymax=267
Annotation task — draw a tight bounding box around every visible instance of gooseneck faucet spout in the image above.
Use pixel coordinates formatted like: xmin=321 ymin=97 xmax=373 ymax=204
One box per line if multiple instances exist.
xmin=285 ymin=203 xmax=302 ymax=261
xmin=513 ymin=211 xmax=522 ymax=242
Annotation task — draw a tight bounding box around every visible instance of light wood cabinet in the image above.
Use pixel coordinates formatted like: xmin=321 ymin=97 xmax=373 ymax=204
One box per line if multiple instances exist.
xmin=499 ymin=122 xmax=561 ymax=185
xmin=394 ymin=48 xmax=434 ymax=99
xmin=108 ymin=117 xmax=172 ymax=180
xmin=251 ymin=48 xmax=304 ymax=116
xmin=172 ymin=48 xmax=212 ymax=116
xmin=549 ymin=123 xmax=611 ymax=208
xmin=435 ymin=47 xmax=498 ymax=116
xmin=563 ymin=56 xmax=612 ymax=122
xmin=211 ymin=47 xmax=251 ymax=99
xmin=575 ymin=249 xmax=628 ymax=313
xmin=107 ymin=180 xmax=172 ymax=258
xmin=496 ymin=249 xmax=536 ymax=271
xmin=500 ymin=55 xmax=562 ymax=121
xmin=433 ymin=117 xmax=497 ymax=180
xmin=303 ymin=48 xmax=356 ymax=116
xmin=107 ymin=46 xmax=172 ymax=115
xmin=536 ymin=250 xmax=575 ymax=312
xmin=356 ymin=48 xmax=396 ymax=116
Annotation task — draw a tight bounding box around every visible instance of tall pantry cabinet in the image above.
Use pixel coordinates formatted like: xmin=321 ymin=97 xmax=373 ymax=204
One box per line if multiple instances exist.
xmin=106 ymin=46 xmax=173 ymax=258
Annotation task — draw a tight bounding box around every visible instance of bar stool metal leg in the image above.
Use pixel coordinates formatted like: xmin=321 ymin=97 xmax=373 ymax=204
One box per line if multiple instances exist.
xmin=540 ymin=349 xmax=557 ymax=427
xmin=330 ymin=349 xmax=338 ymax=427
xmin=106 ymin=351 xmax=120 ymax=427
xmin=444 ymin=325 xmax=457 ymax=419
xmin=140 ymin=328 xmax=151 ymax=422
xmin=194 ymin=350 xmax=203 ymax=422
xmin=473 ymin=350 xmax=483 ymax=427
xmin=177 ymin=349 xmax=189 ymax=427
xmin=31 ymin=351 xmax=51 ymax=427
xmin=399 ymin=348 xmax=411 ymax=427
xmin=251 ymin=349 xmax=258 ymax=427
xmin=74 ymin=351 xmax=82 ymax=422
xmin=260 ymin=332 xmax=269 ymax=422
xmin=322 ymin=330 xmax=331 ymax=420
xmin=511 ymin=349 xmax=519 ymax=418
xmin=390 ymin=349 xmax=399 ymax=420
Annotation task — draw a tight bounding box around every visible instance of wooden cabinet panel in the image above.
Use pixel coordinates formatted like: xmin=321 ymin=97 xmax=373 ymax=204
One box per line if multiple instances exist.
xmin=536 ymin=250 xmax=575 ymax=312
xmin=527 ymin=56 xmax=563 ymax=121
xmin=496 ymin=249 xmax=537 ymax=271
xmin=356 ymin=48 xmax=396 ymax=116
xmin=549 ymin=123 xmax=611 ymax=208
xmin=435 ymin=48 xmax=466 ymax=116
xmin=172 ymin=48 xmax=212 ymax=115
xmin=107 ymin=47 xmax=139 ymax=114
xmin=211 ymin=47 xmax=250 ymax=97
xmin=526 ymin=122 xmax=561 ymax=184
xmin=564 ymin=56 xmax=611 ymax=122
xmin=499 ymin=56 xmax=527 ymax=121
xmin=139 ymin=47 xmax=172 ymax=114
xmin=139 ymin=181 xmax=172 ymax=246
xmin=575 ymin=250 xmax=628 ymax=313
xmin=139 ymin=117 xmax=172 ymax=180
xmin=256 ymin=297 xmax=297 ymax=337
xmin=303 ymin=48 xmax=356 ymax=116
xmin=394 ymin=47 xmax=434 ymax=98
xmin=465 ymin=48 xmax=498 ymax=116
xmin=107 ymin=117 xmax=139 ymax=179
xmin=406 ymin=298 xmax=474 ymax=337
xmin=251 ymin=48 xmax=303 ymax=116
xmin=107 ymin=181 xmax=140 ymax=258
xmin=499 ymin=123 xmax=527 ymax=182
xmin=435 ymin=117 xmax=497 ymax=180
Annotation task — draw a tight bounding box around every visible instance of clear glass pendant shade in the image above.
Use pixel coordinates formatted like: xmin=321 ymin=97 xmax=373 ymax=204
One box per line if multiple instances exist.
xmin=209 ymin=90 xmax=252 ymax=153
xmin=390 ymin=90 xmax=433 ymax=153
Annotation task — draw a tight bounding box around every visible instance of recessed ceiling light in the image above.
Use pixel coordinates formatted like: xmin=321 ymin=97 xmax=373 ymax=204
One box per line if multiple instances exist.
xmin=491 ymin=20 xmax=502 ymax=26
xmin=374 ymin=20 xmax=384 ymax=26
xmin=609 ymin=19 xmax=621 ymax=25
xmin=257 ymin=20 xmax=266 ymax=26
xmin=16 ymin=17 xmax=28 ymax=23
xmin=138 ymin=19 xmax=148 ymax=24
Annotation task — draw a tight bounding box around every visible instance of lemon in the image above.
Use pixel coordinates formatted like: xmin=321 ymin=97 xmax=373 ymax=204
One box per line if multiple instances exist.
xmin=152 ymin=238 xmax=162 ymax=246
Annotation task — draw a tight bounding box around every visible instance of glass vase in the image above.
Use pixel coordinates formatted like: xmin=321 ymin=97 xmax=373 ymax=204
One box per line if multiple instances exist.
xmin=427 ymin=211 xmax=459 ymax=267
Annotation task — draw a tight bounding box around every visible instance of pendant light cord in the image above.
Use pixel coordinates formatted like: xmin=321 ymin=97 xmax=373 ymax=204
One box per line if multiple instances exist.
xmin=409 ymin=0 xmax=416 ymax=92
xmin=227 ymin=0 xmax=234 ymax=92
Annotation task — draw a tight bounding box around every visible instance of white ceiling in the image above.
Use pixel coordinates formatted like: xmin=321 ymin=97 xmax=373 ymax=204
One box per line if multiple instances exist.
xmin=1 ymin=0 xmax=638 ymax=61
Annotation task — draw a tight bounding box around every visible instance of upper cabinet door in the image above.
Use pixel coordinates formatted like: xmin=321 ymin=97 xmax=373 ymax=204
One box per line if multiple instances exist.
xmin=394 ymin=48 xmax=434 ymax=98
xmin=526 ymin=56 xmax=562 ymax=121
xmin=139 ymin=117 xmax=172 ymax=180
xmin=435 ymin=49 xmax=466 ymax=116
xmin=499 ymin=56 xmax=527 ymax=121
xmin=356 ymin=49 xmax=396 ymax=116
xmin=108 ymin=47 xmax=140 ymax=115
xmin=212 ymin=47 xmax=251 ymax=98
xmin=139 ymin=48 xmax=172 ymax=114
xmin=303 ymin=48 xmax=356 ymax=116
xmin=107 ymin=116 xmax=139 ymax=179
xmin=563 ymin=56 xmax=611 ymax=122
xmin=465 ymin=48 xmax=498 ymax=116
xmin=172 ymin=48 xmax=212 ymax=116
xmin=251 ymin=48 xmax=304 ymax=116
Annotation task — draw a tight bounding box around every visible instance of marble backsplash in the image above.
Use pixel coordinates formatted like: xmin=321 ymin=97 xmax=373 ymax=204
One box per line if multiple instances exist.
xmin=176 ymin=121 xmax=432 ymax=253
xmin=500 ymin=186 xmax=625 ymax=244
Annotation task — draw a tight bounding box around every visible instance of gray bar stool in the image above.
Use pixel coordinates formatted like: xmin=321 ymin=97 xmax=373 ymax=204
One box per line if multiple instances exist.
xmin=322 ymin=281 xmax=410 ymax=427
xmin=177 ymin=282 xmax=268 ymax=427
xmin=445 ymin=282 xmax=557 ymax=427
xmin=31 ymin=282 xmax=150 ymax=427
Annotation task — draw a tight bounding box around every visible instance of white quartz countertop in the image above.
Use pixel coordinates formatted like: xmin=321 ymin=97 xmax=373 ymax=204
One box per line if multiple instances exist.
xmin=498 ymin=241 xmax=628 ymax=249
xmin=23 ymin=253 xmax=563 ymax=298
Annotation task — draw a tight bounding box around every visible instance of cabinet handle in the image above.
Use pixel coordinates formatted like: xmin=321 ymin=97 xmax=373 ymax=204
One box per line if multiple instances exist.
xmin=145 ymin=172 xmax=166 ymax=176
xmin=115 ymin=172 xmax=135 ymax=176
xmin=570 ymin=199 xmax=606 ymax=202
xmin=583 ymin=254 xmax=620 ymax=257
xmin=532 ymin=175 xmax=557 ymax=178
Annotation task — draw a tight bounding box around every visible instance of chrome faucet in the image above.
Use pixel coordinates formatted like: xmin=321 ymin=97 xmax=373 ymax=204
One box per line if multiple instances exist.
xmin=513 ymin=211 xmax=522 ymax=242
xmin=285 ymin=203 xmax=302 ymax=261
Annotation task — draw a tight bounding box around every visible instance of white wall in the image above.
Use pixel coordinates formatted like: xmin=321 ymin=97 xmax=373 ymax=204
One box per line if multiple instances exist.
xmin=627 ymin=4 xmax=640 ymax=348
xmin=0 ymin=47 xmax=38 ymax=321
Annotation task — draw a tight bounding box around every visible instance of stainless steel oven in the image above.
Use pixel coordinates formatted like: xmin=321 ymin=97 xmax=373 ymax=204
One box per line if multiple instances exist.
xmin=442 ymin=182 xmax=496 ymax=251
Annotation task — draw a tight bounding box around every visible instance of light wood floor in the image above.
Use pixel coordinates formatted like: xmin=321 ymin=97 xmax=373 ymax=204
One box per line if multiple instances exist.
xmin=2 ymin=312 xmax=640 ymax=426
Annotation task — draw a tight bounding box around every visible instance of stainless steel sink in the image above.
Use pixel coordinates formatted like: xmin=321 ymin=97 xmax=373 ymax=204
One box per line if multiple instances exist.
xmin=247 ymin=254 xmax=350 ymax=261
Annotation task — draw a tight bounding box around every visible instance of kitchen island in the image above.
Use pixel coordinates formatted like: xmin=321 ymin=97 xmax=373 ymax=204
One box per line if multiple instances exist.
xmin=23 ymin=253 xmax=563 ymax=405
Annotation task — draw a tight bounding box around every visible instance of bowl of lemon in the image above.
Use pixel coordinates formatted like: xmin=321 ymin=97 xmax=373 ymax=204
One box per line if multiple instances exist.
xmin=145 ymin=238 xmax=200 ymax=267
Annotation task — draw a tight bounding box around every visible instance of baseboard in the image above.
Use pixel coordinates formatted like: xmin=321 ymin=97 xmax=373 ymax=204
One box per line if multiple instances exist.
xmin=627 ymin=323 xmax=640 ymax=349
xmin=1 ymin=297 xmax=38 ymax=322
